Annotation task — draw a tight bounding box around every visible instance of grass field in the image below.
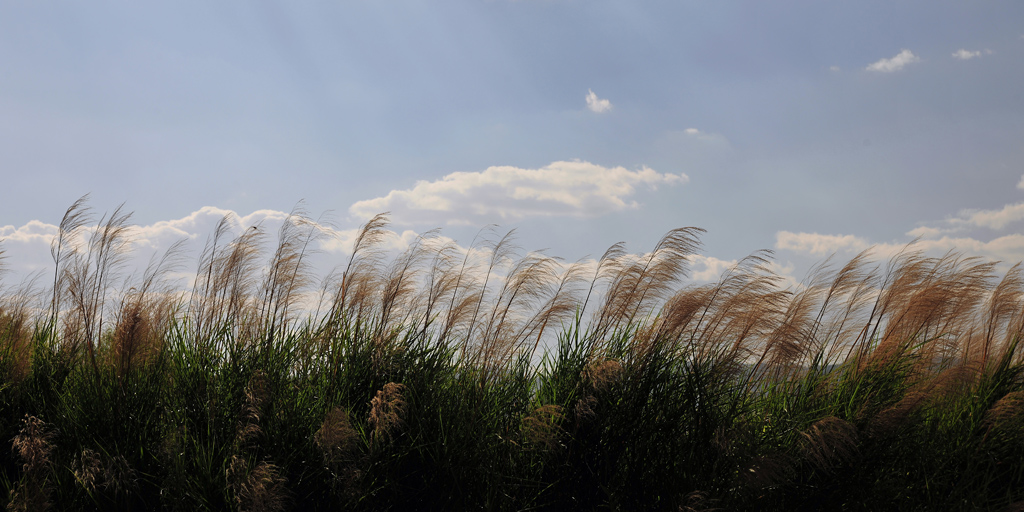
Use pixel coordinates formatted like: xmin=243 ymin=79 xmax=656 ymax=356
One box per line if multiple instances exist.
xmin=3 ymin=199 xmax=1024 ymax=511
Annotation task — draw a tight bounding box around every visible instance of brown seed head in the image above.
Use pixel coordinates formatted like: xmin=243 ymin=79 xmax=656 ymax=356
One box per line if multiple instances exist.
xmin=368 ymin=382 xmax=407 ymax=444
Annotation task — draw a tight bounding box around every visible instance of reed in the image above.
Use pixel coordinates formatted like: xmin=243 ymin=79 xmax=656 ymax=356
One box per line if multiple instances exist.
xmin=2 ymin=198 xmax=1024 ymax=510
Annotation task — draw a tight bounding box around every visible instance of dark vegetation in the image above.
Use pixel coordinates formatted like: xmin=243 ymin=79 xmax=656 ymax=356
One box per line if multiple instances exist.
xmin=3 ymin=198 xmax=1024 ymax=511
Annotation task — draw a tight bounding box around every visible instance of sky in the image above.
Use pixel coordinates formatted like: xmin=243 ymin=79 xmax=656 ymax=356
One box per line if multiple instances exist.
xmin=1 ymin=1 xmax=1024 ymax=288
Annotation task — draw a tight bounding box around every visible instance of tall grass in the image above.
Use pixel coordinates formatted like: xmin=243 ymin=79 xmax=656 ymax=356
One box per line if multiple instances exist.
xmin=3 ymin=199 xmax=1024 ymax=510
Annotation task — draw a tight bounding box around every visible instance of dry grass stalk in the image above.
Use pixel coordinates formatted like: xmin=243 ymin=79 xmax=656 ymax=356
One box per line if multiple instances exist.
xmin=315 ymin=407 xmax=362 ymax=499
xmin=237 ymin=371 xmax=270 ymax=446
xmin=48 ymin=195 xmax=92 ymax=321
xmin=72 ymin=448 xmax=102 ymax=493
xmin=58 ymin=204 xmax=133 ymax=376
xmin=697 ymin=252 xmax=785 ymax=356
xmin=585 ymin=357 xmax=624 ymax=392
xmin=226 ymin=371 xmax=287 ymax=511
xmin=416 ymin=237 xmax=464 ymax=338
xmin=258 ymin=207 xmax=325 ymax=340
xmin=109 ymin=290 xmax=177 ymax=379
xmin=865 ymin=252 xmax=996 ymax=369
xmin=864 ymin=362 xmax=980 ymax=436
xmin=592 ymin=228 xmax=703 ymax=337
xmin=72 ymin=448 xmax=138 ymax=497
xmin=8 ymin=415 xmax=56 ymax=512
xmin=331 ymin=213 xmax=390 ymax=326
xmin=574 ymin=394 xmax=598 ymax=423
xmin=375 ymin=231 xmax=431 ymax=337
xmin=985 ymin=390 xmax=1024 ymax=436
xmin=977 ymin=263 xmax=1024 ymax=366
xmin=799 ymin=416 xmax=859 ymax=473
xmin=316 ymin=407 xmax=360 ymax=465
xmin=226 ymin=456 xmax=288 ymax=512
xmin=0 ymin=280 xmax=36 ymax=385
xmin=189 ymin=216 xmax=264 ymax=347
xmin=574 ymin=358 xmax=623 ymax=424
xmin=461 ymin=229 xmax=519 ymax=364
xmin=476 ymin=252 xmax=560 ymax=368
xmin=740 ymin=453 xmax=795 ymax=492
xmin=522 ymin=404 xmax=564 ymax=451
xmin=434 ymin=240 xmax=486 ymax=347
xmin=368 ymin=382 xmax=407 ymax=445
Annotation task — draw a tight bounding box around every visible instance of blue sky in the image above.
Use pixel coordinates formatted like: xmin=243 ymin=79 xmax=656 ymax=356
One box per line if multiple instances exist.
xmin=2 ymin=1 xmax=1024 ymax=285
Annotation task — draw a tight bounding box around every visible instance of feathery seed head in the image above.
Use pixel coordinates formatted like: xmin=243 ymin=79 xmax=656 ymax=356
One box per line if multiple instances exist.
xmin=368 ymin=382 xmax=407 ymax=444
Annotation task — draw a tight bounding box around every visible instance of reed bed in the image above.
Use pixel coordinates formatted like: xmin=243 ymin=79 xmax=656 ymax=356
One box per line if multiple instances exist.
xmin=3 ymin=199 xmax=1024 ymax=511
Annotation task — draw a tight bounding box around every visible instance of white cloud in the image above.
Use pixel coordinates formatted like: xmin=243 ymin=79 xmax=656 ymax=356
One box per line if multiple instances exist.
xmin=829 ymin=65 xmax=841 ymax=72
xmin=348 ymin=160 xmax=688 ymax=225
xmin=687 ymin=255 xmax=738 ymax=282
xmin=906 ymin=226 xmax=944 ymax=239
xmin=585 ymin=89 xmax=612 ymax=113
xmin=775 ymin=231 xmax=870 ymax=256
xmin=317 ymin=227 xmax=421 ymax=255
xmin=950 ymin=202 xmax=1024 ymax=231
xmin=129 ymin=206 xmax=291 ymax=250
xmin=0 ymin=220 xmax=59 ymax=245
xmin=952 ymin=49 xmax=982 ymax=60
xmin=907 ymin=180 xmax=1024 ymax=234
xmin=0 ymin=207 xmax=334 ymax=280
xmin=870 ymin=235 xmax=1024 ymax=265
xmin=866 ymin=49 xmax=920 ymax=72
xmin=684 ymin=128 xmax=700 ymax=136
xmin=684 ymin=254 xmax=802 ymax=290
xmin=775 ymin=180 xmax=1024 ymax=273
xmin=777 ymin=229 xmax=1024 ymax=273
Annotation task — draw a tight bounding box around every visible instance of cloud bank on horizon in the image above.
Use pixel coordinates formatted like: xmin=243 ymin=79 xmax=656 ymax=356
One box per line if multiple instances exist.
xmin=6 ymin=171 xmax=1024 ymax=291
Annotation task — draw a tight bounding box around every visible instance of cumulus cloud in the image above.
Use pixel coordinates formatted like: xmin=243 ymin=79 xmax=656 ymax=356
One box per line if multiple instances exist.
xmin=0 ymin=220 xmax=59 ymax=245
xmin=771 ymin=177 xmax=1024 ymax=272
xmin=906 ymin=226 xmax=945 ymax=239
xmin=685 ymin=254 xmax=801 ymax=289
xmin=318 ymin=227 xmax=421 ymax=256
xmin=776 ymin=229 xmax=1024 ymax=270
xmin=777 ymin=226 xmax=1024 ymax=274
xmin=585 ymin=89 xmax=612 ymax=113
xmin=907 ymin=178 xmax=1024 ymax=235
xmin=871 ymin=235 xmax=1024 ymax=265
xmin=952 ymin=49 xmax=982 ymax=60
xmin=686 ymin=255 xmax=738 ymax=282
xmin=866 ymin=49 xmax=920 ymax=72
xmin=949 ymin=202 xmax=1024 ymax=231
xmin=0 ymin=206 xmax=357 ymax=283
xmin=775 ymin=231 xmax=871 ymax=256
xmin=348 ymin=160 xmax=688 ymax=225
xmin=127 ymin=206 xmax=292 ymax=251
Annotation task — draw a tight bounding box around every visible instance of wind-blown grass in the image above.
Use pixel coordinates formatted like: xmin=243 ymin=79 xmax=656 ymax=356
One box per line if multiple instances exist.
xmin=3 ymin=198 xmax=1024 ymax=511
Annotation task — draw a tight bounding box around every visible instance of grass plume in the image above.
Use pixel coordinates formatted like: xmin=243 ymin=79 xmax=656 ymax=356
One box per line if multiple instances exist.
xmin=2 ymin=199 xmax=1024 ymax=510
